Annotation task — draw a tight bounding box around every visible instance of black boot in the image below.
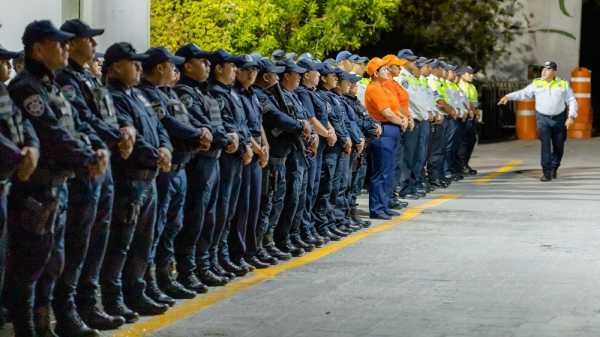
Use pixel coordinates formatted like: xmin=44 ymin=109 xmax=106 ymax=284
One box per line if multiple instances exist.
xmin=34 ymin=306 xmax=59 ymax=337
xmin=156 ymin=265 xmax=197 ymax=299
xmin=54 ymin=309 xmax=100 ymax=337
xmin=9 ymin=306 xmax=36 ymax=337
xmin=102 ymin=298 xmax=139 ymax=324
xmin=220 ymin=257 xmax=247 ymax=277
xmin=211 ymin=252 xmax=235 ymax=279
xmin=278 ymin=241 xmax=305 ymax=257
xmin=79 ymin=305 xmax=125 ymax=331
xmin=177 ymin=273 xmax=209 ymax=294
xmin=236 ymin=257 xmax=255 ymax=272
xmin=291 ymin=235 xmax=314 ymax=252
xmin=124 ymin=292 xmax=168 ymax=316
xmin=246 ymin=255 xmax=270 ymax=269
xmin=265 ymin=243 xmax=292 ymax=261
xmin=145 ymin=266 xmax=176 ymax=306
xmin=256 ymin=248 xmax=279 ymax=265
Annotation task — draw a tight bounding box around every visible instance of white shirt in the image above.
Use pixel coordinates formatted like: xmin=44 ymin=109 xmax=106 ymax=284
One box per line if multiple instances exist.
xmin=506 ymin=77 xmax=578 ymax=118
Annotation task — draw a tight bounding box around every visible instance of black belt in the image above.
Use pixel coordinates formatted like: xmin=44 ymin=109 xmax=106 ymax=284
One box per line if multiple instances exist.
xmin=381 ymin=122 xmax=400 ymax=127
xmin=537 ymin=111 xmax=566 ymax=121
xmin=123 ymin=168 xmax=159 ymax=181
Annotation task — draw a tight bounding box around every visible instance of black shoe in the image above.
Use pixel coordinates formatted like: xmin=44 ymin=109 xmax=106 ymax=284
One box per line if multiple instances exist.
xmin=237 ymin=257 xmax=255 ymax=272
xmin=278 ymin=241 xmax=305 ymax=257
xmin=246 ymin=255 xmax=270 ymax=269
xmin=125 ymin=293 xmax=169 ymax=316
xmin=466 ymin=166 xmax=477 ymax=175
xmin=256 ymin=248 xmax=279 ymax=265
xmin=389 ymin=198 xmax=408 ymax=209
xmin=55 ymin=310 xmax=101 ymax=337
xmin=429 ymin=179 xmax=444 ymax=188
xmin=211 ymin=263 xmax=235 ymax=280
xmin=197 ymin=269 xmax=228 ymax=286
xmin=540 ymin=174 xmax=552 ymax=182
xmin=552 ymin=169 xmax=558 ymax=179
xmin=220 ymin=258 xmax=247 ymax=277
xmin=177 ymin=273 xmax=209 ymax=294
xmin=369 ymin=212 xmax=391 ymax=220
xmin=416 ymin=191 xmax=426 ymax=198
xmin=347 ymin=222 xmax=363 ymax=231
xmin=291 ymin=236 xmax=314 ymax=252
xmin=145 ymin=268 xmax=176 ymax=307
xmin=79 ymin=306 xmax=125 ymax=331
xmin=311 ymin=228 xmax=330 ymax=244
xmin=318 ymin=228 xmax=341 ymax=241
xmin=34 ymin=306 xmax=60 ymax=337
xmin=329 ymin=226 xmax=349 ymax=237
xmin=385 ymin=209 xmax=401 ymax=217
xmin=103 ymin=301 xmax=139 ymax=324
xmin=160 ymin=279 xmax=198 ymax=299
xmin=405 ymin=193 xmax=420 ymax=200
xmin=265 ymin=244 xmax=292 ymax=261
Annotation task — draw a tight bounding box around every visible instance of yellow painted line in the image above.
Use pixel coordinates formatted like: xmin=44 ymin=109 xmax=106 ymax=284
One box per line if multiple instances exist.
xmin=111 ymin=194 xmax=460 ymax=337
xmin=111 ymin=160 xmax=518 ymax=336
xmin=471 ymin=159 xmax=523 ymax=185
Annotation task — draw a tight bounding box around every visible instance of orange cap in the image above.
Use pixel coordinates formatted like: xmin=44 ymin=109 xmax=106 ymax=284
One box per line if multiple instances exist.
xmin=367 ymin=57 xmax=388 ymax=76
xmin=382 ymin=54 xmax=407 ymax=66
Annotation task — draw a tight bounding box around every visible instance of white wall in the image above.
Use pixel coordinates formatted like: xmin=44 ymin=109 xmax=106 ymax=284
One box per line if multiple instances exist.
xmin=487 ymin=0 xmax=582 ymax=81
xmin=0 ymin=0 xmax=63 ymax=51
xmin=0 ymin=0 xmax=150 ymax=54
xmin=80 ymin=0 xmax=150 ymax=54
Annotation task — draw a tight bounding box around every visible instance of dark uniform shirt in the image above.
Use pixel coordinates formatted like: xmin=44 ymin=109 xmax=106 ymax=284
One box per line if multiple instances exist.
xmin=344 ymin=95 xmax=380 ymax=139
xmin=0 ymin=83 xmax=39 ymax=180
xmin=107 ymin=79 xmax=172 ymax=171
xmin=338 ymin=93 xmax=364 ymax=144
xmin=56 ymin=58 xmax=123 ymax=151
xmin=317 ymin=88 xmax=350 ymax=147
xmin=174 ymin=75 xmax=229 ymax=155
xmin=8 ymin=59 xmax=97 ymax=182
xmin=296 ymin=85 xmax=329 ymax=127
xmin=208 ymin=80 xmax=252 ymax=156
xmin=234 ymin=84 xmax=262 ymax=139
xmin=137 ymin=79 xmax=203 ymax=167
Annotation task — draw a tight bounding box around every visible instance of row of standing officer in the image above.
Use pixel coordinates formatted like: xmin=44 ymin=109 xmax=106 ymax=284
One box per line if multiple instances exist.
xmin=0 ymin=18 xmax=381 ymax=337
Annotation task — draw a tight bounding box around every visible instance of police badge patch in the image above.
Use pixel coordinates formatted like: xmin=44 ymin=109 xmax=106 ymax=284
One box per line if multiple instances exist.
xmin=23 ymin=95 xmax=44 ymax=117
xmin=61 ymin=85 xmax=77 ymax=101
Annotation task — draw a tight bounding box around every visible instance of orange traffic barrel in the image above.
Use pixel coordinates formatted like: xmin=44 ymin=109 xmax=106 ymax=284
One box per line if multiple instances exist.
xmin=569 ymin=67 xmax=592 ymax=139
xmin=515 ymin=100 xmax=537 ymax=140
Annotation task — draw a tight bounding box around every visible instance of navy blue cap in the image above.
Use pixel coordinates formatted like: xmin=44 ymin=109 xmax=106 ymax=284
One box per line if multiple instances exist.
xmin=284 ymin=52 xmax=297 ymax=61
xmin=429 ymin=59 xmax=441 ymax=69
xmin=239 ymin=54 xmax=259 ymax=69
xmin=349 ymin=54 xmax=368 ymax=64
xmin=335 ymin=68 xmax=356 ymax=82
xmin=142 ymin=47 xmax=185 ymax=69
xmin=175 ymin=43 xmax=211 ymax=60
xmin=22 ymin=20 xmax=75 ymax=46
xmin=249 ymin=52 xmax=263 ymax=61
xmin=60 ymin=19 xmax=104 ymax=38
xmin=348 ymin=73 xmax=362 ymax=83
xmin=397 ymin=49 xmax=417 ymax=61
xmin=208 ymin=49 xmax=245 ymax=65
xmin=335 ymin=50 xmax=353 ymax=63
xmin=443 ymin=62 xmax=457 ymax=71
xmin=257 ymin=58 xmax=285 ymax=74
xmin=416 ymin=57 xmax=433 ymax=67
xmin=543 ymin=60 xmax=558 ymax=70
xmin=297 ymin=58 xmax=321 ymax=72
xmin=318 ymin=62 xmax=336 ymax=75
xmin=271 ymin=49 xmax=285 ymax=61
xmin=0 ymin=45 xmax=21 ymax=60
xmin=277 ymin=59 xmax=306 ymax=74
xmin=297 ymin=52 xmax=314 ymax=62
xmin=104 ymin=42 xmax=149 ymax=67
xmin=456 ymin=66 xmax=474 ymax=75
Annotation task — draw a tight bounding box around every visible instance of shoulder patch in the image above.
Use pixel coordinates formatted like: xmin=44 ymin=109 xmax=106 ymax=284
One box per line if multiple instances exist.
xmin=23 ymin=95 xmax=45 ymax=117
xmin=180 ymin=94 xmax=194 ymax=108
xmin=61 ymin=85 xmax=77 ymax=101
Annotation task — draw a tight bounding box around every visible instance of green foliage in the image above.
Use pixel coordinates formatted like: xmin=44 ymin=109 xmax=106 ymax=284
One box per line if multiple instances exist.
xmin=150 ymin=0 xmax=400 ymax=58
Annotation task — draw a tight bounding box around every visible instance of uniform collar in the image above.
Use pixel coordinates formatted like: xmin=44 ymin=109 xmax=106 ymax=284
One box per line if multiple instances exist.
xmin=25 ymin=58 xmax=55 ymax=82
xmin=107 ymin=78 xmax=132 ymax=95
xmin=179 ymin=75 xmax=204 ymax=88
xmin=68 ymin=58 xmax=86 ymax=73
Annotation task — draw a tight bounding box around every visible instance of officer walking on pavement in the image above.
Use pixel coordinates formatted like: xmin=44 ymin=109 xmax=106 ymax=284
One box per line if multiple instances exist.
xmin=499 ymin=61 xmax=577 ymax=181
xmin=7 ymin=20 xmax=107 ymax=337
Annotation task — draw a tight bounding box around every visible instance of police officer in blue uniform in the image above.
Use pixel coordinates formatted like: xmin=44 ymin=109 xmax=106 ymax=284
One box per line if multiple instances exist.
xmin=138 ymin=47 xmax=213 ymax=301
xmin=315 ymin=64 xmax=353 ymax=240
xmin=54 ymin=19 xmax=133 ymax=333
xmin=296 ymin=57 xmax=337 ymax=247
xmin=208 ymin=49 xmax=254 ymax=277
xmin=100 ymin=42 xmax=172 ymax=322
xmin=173 ymin=43 xmax=233 ymax=288
xmin=7 ymin=20 xmax=106 ymax=337
xmin=254 ymin=57 xmax=308 ymax=262
xmin=0 ymin=44 xmax=40 ymax=332
xmin=230 ymin=55 xmax=270 ymax=269
xmin=273 ymin=58 xmax=318 ymax=256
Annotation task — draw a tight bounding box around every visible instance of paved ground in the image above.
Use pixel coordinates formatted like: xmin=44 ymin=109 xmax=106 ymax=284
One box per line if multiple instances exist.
xmin=2 ymin=138 xmax=600 ymax=337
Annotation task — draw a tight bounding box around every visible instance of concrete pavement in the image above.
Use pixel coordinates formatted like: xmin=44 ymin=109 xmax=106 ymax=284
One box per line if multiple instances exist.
xmin=2 ymin=138 xmax=599 ymax=337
